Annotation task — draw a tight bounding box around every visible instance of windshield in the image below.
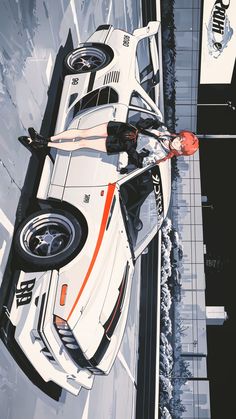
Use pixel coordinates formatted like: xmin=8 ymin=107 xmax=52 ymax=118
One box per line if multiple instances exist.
xmin=119 ymin=165 xmax=164 ymax=252
xmin=127 ymin=108 xmax=157 ymax=128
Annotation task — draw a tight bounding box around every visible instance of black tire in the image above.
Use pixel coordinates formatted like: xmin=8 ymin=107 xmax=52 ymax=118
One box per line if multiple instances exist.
xmin=14 ymin=209 xmax=84 ymax=271
xmin=64 ymin=44 xmax=112 ymax=74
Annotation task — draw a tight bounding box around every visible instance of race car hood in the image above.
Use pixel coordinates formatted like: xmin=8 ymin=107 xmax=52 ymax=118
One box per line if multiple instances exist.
xmin=53 ymin=184 xmax=132 ymax=355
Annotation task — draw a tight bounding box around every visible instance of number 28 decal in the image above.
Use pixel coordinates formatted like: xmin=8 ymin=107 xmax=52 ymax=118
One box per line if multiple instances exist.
xmin=123 ymin=35 xmax=130 ymax=47
xmin=72 ymin=77 xmax=79 ymax=85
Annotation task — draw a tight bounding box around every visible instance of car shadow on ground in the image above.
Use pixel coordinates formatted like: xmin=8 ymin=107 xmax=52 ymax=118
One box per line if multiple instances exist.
xmin=0 ymin=30 xmax=75 ymax=401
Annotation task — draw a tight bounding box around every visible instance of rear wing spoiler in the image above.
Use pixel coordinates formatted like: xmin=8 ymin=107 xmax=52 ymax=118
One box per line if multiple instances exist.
xmin=132 ymin=21 xmax=160 ymax=40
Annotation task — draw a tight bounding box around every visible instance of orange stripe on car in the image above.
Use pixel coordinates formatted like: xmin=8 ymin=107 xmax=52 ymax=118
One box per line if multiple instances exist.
xmin=67 ymin=183 xmax=116 ymax=321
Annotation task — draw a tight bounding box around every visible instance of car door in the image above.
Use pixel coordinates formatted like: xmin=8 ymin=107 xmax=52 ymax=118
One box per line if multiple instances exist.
xmin=117 ymin=165 xmax=164 ymax=259
xmin=127 ymin=97 xmax=162 ymax=133
xmin=128 ymin=88 xmax=163 ymax=123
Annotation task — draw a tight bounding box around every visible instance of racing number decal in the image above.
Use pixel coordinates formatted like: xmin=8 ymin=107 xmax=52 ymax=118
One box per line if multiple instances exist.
xmin=123 ymin=35 xmax=130 ymax=47
xmin=72 ymin=77 xmax=79 ymax=85
xmin=16 ymin=278 xmax=36 ymax=307
xmin=152 ymin=173 xmax=163 ymax=216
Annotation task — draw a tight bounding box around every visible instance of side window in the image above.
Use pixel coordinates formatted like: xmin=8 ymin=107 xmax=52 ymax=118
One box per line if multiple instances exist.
xmin=74 ymin=87 xmax=118 ymax=115
xmin=127 ymin=109 xmax=157 ymax=128
xmin=65 ymin=87 xmax=118 ymax=129
xmin=119 ymin=166 xmax=163 ymax=252
xmin=130 ymin=91 xmax=152 ymax=111
xmin=136 ymin=38 xmax=154 ymax=94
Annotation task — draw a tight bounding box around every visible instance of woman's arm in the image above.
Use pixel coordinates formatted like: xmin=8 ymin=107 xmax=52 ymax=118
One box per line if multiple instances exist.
xmin=125 ymin=143 xmax=145 ymax=167
xmin=120 ymin=143 xmax=149 ymax=172
xmin=149 ymin=129 xmax=163 ymax=137
xmin=151 ymin=128 xmax=171 ymax=137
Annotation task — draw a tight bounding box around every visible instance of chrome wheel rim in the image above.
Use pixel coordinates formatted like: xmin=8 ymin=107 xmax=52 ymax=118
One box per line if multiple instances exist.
xmin=67 ymin=47 xmax=107 ymax=72
xmin=20 ymin=213 xmax=76 ymax=259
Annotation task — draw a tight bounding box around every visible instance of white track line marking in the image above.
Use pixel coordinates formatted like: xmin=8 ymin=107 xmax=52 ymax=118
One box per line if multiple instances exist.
xmin=0 ymin=209 xmax=14 ymax=236
xmin=123 ymin=0 xmax=128 ymax=30
xmin=70 ymin=0 xmax=81 ymax=44
xmin=106 ymin=0 xmax=113 ymax=24
xmin=46 ymin=53 xmax=53 ymax=84
xmin=81 ymin=390 xmax=90 ymax=419
xmin=118 ymin=351 xmax=136 ymax=386
xmin=0 ymin=240 xmax=6 ymax=265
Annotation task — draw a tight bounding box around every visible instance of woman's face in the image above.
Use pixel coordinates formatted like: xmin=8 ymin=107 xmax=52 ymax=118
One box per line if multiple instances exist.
xmin=170 ymin=136 xmax=183 ymax=153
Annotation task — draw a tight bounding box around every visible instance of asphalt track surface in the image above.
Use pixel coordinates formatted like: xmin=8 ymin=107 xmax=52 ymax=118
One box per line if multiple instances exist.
xmin=136 ymin=3 xmax=160 ymax=417
xmin=136 ymin=236 xmax=158 ymax=419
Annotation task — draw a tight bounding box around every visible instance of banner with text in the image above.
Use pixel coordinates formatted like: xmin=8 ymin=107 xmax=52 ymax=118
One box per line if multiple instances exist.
xmin=200 ymin=0 xmax=236 ymax=84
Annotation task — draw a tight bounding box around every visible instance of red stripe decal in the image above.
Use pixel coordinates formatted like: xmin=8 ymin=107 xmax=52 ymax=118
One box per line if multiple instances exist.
xmin=105 ymin=277 xmax=125 ymax=334
xmin=67 ymin=183 xmax=116 ymax=321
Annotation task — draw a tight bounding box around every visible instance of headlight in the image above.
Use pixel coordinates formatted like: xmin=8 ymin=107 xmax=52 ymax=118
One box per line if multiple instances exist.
xmin=54 ymin=315 xmax=93 ymax=369
xmin=53 ymin=316 xmax=106 ymax=373
xmin=54 ymin=316 xmax=79 ymax=350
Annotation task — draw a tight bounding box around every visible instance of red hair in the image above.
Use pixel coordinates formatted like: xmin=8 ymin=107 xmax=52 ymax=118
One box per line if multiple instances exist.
xmin=179 ymin=130 xmax=199 ymax=156
xmin=158 ymin=131 xmax=199 ymax=163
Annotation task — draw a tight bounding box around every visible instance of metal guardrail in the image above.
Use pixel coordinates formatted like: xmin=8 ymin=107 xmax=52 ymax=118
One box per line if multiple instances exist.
xmin=155 ymin=230 xmax=162 ymax=419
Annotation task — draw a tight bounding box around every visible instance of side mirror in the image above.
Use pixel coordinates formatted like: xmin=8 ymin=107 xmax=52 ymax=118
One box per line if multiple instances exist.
xmin=152 ymin=70 xmax=160 ymax=85
xmin=133 ymin=217 xmax=143 ymax=231
xmin=133 ymin=21 xmax=160 ymax=39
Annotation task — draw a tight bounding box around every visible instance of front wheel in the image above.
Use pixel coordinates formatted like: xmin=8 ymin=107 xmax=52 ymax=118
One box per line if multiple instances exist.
xmin=64 ymin=44 xmax=112 ymax=74
xmin=14 ymin=209 xmax=84 ymax=270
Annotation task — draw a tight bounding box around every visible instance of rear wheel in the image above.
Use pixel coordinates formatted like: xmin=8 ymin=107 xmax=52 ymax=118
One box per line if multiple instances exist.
xmin=64 ymin=45 xmax=112 ymax=74
xmin=14 ymin=209 xmax=84 ymax=270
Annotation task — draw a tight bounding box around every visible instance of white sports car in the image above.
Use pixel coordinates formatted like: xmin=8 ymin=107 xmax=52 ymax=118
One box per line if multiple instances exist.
xmin=5 ymin=21 xmax=171 ymax=395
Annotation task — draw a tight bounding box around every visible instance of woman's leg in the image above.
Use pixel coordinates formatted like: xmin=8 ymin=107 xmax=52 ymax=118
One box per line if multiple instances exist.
xmin=50 ymin=123 xmax=108 ymax=142
xmin=47 ymin=138 xmax=107 ymax=152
